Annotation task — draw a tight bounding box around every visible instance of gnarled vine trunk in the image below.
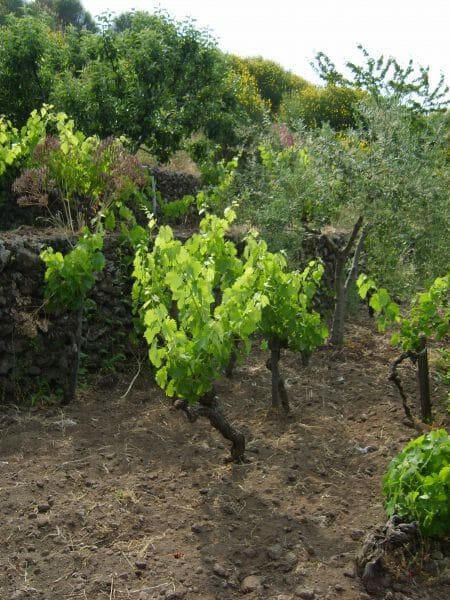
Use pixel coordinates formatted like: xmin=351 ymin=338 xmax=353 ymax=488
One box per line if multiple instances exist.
xmin=174 ymin=388 xmax=245 ymax=462
xmin=389 ymin=336 xmax=432 ymax=425
xmin=62 ymin=305 xmax=83 ymax=405
xmin=417 ymin=337 xmax=431 ymax=422
xmin=266 ymin=338 xmax=290 ymax=413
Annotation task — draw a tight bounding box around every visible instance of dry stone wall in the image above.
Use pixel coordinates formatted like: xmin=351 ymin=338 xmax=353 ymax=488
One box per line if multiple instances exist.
xmin=0 ymin=227 xmax=344 ymax=406
xmin=148 ymin=166 xmax=200 ymax=201
xmin=0 ymin=230 xmax=80 ymax=404
xmin=0 ymin=229 xmax=143 ymax=405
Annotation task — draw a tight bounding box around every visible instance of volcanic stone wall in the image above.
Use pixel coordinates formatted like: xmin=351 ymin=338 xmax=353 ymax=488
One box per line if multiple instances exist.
xmin=0 ymin=230 xmax=79 ymax=404
xmin=148 ymin=166 xmax=200 ymax=201
xmin=0 ymin=228 xmax=343 ymax=406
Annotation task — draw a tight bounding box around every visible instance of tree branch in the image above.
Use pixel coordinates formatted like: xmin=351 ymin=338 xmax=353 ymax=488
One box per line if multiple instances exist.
xmin=344 ymin=225 xmax=368 ymax=292
xmin=342 ymin=215 xmax=364 ymax=259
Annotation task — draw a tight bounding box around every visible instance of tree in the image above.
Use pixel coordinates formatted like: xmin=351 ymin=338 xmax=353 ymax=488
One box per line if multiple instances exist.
xmin=324 ymin=98 xmax=450 ymax=296
xmin=0 ymin=0 xmax=25 ymax=24
xmin=50 ymin=11 xmax=229 ymax=161
xmin=236 ymin=56 xmax=309 ymax=114
xmin=196 ymin=55 xmax=269 ymax=160
xmin=307 ymin=99 xmax=449 ymax=345
xmin=0 ymin=16 xmax=68 ymax=124
xmin=279 ymin=84 xmax=365 ymax=131
xmin=30 ymin=0 xmax=97 ymax=31
xmin=313 ymin=45 xmax=449 ymax=112
xmin=132 ymin=208 xmax=263 ymax=462
xmin=227 ymin=91 xmax=448 ymax=347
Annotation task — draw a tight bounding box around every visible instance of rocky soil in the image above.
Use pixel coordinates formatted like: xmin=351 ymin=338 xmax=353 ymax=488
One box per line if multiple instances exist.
xmin=1 ymin=315 xmax=449 ymax=600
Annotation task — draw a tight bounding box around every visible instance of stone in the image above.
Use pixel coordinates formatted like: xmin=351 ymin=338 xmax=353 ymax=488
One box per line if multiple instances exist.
xmin=212 ymin=563 xmax=227 ymax=577
xmin=240 ymin=575 xmax=264 ymax=593
xmin=165 ymin=591 xmax=187 ymax=600
xmin=350 ymin=529 xmax=364 ymax=541
xmin=295 ymin=589 xmax=315 ymax=599
xmin=284 ymin=551 xmax=298 ymax=569
xmin=36 ymin=516 xmax=50 ymax=528
xmin=267 ymin=544 xmax=283 ymax=560
xmin=16 ymin=247 xmax=42 ymax=271
xmin=343 ymin=566 xmax=355 ymax=578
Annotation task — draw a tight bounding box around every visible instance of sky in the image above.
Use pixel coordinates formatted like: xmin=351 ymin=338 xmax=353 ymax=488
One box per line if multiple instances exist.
xmin=86 ymin=0 xmax=450 ymax=88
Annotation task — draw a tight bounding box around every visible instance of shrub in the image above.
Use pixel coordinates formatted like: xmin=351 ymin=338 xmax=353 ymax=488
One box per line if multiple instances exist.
xmin=279 ymin=84 xmax=365 ymax=131
xmin=237 ymin=56 xmax=309 ymax=114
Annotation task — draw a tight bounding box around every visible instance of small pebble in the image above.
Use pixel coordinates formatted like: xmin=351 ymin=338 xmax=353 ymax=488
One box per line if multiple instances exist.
xmin=296 ymin=588 xmax=315 ymax=599
xmin=212 ymin=563 xmax=227 ymax=577
xmin=350 ymin=529 xmax=364 ymax=541
xmin=240 ymin=575 xmax=263 ymax=593
xmin=267 ymin=544 xmax=283 ymax=560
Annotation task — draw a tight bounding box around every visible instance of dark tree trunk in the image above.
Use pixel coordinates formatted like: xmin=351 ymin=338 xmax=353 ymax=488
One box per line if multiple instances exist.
xmin=62 ymin=305 xmax=83 ymax=405
xmin=330 ymin=254 xmax=347 ymax=348
xmin=388 ymin=351 xmax=415 ymax=424
xmin=224 ymin=349 xmax=238 ymax=379
xmin=266 ymin=339 xmax=290 ymax=413
xmin=389 ymin=341 xmax=432 ymax=427
xmin=324 ymin=216 xmax=368 ymax=348
xmin=174 ymin=389 xmax=245 ymax=462
xmin=417 ymin=337 xmax=432 ymax=422
xmin=270 ymin=339 xmax=280 ymax=409
xmin=224 ymin=338 xmax=240 ymax=379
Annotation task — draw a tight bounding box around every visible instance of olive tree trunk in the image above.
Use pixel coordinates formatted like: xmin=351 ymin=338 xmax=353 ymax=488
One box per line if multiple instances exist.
xmin=323 ymin=216 xmax=368 ymax=348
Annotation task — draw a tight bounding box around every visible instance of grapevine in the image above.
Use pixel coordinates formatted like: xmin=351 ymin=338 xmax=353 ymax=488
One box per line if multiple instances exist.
xmin=241 ymin=235 xmax=328 ymax=411
xmin=132 ymin=207 xmax=328 ymax=459
xmin=132 ymin=209 xmax=267 ymax=461
xmin=357 ymin=272 xmax=449 ymax=423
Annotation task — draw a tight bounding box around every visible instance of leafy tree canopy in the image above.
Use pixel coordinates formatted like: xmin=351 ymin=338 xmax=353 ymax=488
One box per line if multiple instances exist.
xmin=0 ymin=0 xmax=25 ymax=24
xmin=29 ymin=0 xmax=96 ymax=30
xmin=313 ymin=44 xmax=449 ymax=111
xmin=235 ymin=56 xmax=309 ymax=114
xmin=0 ymin=16 xmax=69 ymax=123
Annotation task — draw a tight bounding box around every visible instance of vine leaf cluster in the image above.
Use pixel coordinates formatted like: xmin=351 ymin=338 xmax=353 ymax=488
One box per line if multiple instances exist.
xmin=132 ymin=207 xmax=327 ymax=460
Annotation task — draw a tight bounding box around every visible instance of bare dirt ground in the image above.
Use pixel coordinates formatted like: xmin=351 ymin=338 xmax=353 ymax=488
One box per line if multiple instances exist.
xmin=1 ymin=314 xmax=449 ymax=600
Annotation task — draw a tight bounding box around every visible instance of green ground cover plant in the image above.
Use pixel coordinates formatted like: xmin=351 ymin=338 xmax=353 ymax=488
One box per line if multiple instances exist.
xmin=383 ymin=429 xmax=450 ymax=538
xmin=357 ymin=272 xmax=450 ymax=422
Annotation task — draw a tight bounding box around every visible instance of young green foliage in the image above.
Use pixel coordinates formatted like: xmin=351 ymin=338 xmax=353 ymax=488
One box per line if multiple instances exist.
xmin=243 ymin=235 xmax=328 ymax=353
xmin=357 ymin=272 xmax=449 ymax=351
xmin=132 ymin=207 xmax=268 ymax=403
xmin=133 ymin=207 xmax=327 ymax=411
xmin=0 ymin=106 xmax=50 ymax=177
xmin=40 ymin=229 xmax=105 ymax=311
xmin=383 ymin=429 xmax=450 ymax=538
